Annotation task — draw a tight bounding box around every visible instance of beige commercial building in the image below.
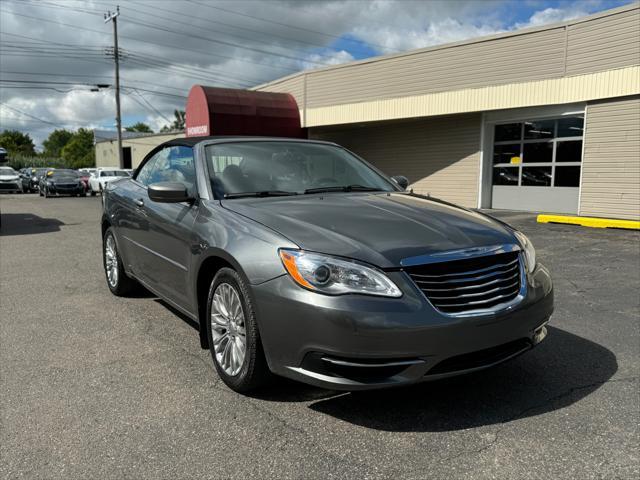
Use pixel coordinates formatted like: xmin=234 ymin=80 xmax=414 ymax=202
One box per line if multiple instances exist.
xmin=95 ymin=131 xmax=182 ymax=170
xmin=97 ymin=3 xmax=639 ymax=219
xmin=256 ymin=3 xmax=640 ymax=220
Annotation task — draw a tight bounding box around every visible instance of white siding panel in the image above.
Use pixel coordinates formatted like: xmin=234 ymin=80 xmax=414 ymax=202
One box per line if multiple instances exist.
xmin=568 ymin=8 xmax=639 ymax=75
xmin=310 ymin=114 xmax=481 ymax=207
xmin=580 ymin=95 xmax=640 ymax=220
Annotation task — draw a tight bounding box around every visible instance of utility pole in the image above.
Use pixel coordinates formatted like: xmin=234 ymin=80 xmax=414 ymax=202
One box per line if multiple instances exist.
xmin=104 ymin=6 xmax=123 ymax=169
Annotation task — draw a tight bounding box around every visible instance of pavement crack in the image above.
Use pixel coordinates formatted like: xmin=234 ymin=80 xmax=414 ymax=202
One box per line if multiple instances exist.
xmin=440 ymin=375 xmax=638 ymax=463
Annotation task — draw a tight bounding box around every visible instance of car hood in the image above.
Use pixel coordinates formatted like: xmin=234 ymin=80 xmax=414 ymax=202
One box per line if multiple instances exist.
xmin=221 ymin=192 xmax=517 ymax=268
xmin=0 ymin=174 xmax=19 ymax=181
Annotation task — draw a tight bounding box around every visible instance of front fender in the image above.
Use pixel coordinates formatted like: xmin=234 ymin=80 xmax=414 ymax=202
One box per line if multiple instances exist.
xmin=191 ymin=201 xmax=297 ymax=289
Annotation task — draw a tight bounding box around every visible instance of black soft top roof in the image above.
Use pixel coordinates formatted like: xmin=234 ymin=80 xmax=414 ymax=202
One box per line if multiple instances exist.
xmin=161 ymin=136 xmax=333 ymax=148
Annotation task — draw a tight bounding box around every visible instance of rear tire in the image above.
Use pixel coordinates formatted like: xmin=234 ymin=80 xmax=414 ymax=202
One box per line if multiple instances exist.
xmin=103 ymin=227 xmax=139 ymax=296
xmin=206 ymin=268 xmax=270 ymax=393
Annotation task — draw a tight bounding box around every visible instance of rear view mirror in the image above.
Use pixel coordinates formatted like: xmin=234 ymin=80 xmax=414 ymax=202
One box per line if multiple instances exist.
xmin=148 ymin=182 xmax=192 ymax=203
xmin=391 ymin=175 xmax=409 ymax=190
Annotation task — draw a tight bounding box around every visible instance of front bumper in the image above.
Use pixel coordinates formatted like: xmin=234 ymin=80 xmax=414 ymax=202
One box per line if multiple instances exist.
xmin=48 ymin=185 xmax=84 ymax=195
xmin=252 ymin=264 xmax=554 ymax=390
xmin=0 ymin=182 xmax=21 ymax=191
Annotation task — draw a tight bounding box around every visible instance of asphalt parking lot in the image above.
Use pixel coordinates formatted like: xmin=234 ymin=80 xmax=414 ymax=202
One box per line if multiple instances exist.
xmin=1 ymin=194 xmax=638 ymax=479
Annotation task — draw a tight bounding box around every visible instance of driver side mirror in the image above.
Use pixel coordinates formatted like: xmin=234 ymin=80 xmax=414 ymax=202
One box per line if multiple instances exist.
xmin=390 ymin=175 xmax=409 ymax=190
xmin=148 ymin=182 xmax=193 ymax=203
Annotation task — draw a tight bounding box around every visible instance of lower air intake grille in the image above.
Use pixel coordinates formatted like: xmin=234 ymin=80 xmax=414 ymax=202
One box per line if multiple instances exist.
xmin=406 ymin=251 xmax=522 ymax=314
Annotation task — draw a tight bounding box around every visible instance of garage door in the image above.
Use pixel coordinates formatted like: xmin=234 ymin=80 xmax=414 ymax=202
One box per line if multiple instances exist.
xmin=491 ymin=116 xmax=583 ymax=214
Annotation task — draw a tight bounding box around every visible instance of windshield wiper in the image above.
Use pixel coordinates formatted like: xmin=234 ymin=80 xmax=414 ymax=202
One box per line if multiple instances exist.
xmin=224 ymin=190 xmax=298 ymax=199
xmin=303 ymin=184 xmax=383 ymax=194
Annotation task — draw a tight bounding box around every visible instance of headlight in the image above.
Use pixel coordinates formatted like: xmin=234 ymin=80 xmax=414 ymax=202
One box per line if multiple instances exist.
xmin=279 ymin=249 xmax=402 ymax=297
xmin=514 ymin=231 xmax=536 ymax=273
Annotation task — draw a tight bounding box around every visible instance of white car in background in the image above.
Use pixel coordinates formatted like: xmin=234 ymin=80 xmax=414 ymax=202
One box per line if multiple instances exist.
xmin=89 ymin=168 xmax=130 ymax=195
xmin=0 ymin=166 xmax=21 ymax=193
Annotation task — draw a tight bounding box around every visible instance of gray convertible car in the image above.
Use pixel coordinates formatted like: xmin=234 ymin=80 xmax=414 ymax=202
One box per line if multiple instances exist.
xmin=102 ymin=137 xmax=553 ymax=393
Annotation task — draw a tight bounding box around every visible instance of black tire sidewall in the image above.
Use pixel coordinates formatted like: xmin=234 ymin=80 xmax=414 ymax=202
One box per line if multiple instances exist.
xmin=103 ymin=228 xmax=126 ymax=296
xmin=205 ymin=268 xmax=266 ymax=392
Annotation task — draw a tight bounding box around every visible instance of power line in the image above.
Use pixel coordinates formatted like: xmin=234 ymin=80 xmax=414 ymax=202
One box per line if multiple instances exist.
xmin=186 ymin=0 xmax=393 ymax=53
xmin=0 ymin=31 xmax=261 ymax=89
xmin=0 ymin=71 xmax=190 ymax=94
xmin=116 ymin=0 xmax=387 ymax=58
xmin=0 ymin=103 xmax=65 ymax=128
xmin=17 ymin=0 xmax=377 ymax=64
xmin=1 ymin=5 xmax=333 ymax=71
xmin=130 ymin=90 xmax=172 ymax=124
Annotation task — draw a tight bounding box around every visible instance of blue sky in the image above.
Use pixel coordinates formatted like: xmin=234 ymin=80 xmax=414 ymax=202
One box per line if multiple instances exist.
xmin=1 ymin=0 xmax=636 ymax=145
xmin=326 ymin=0 xmax=634 ymax=60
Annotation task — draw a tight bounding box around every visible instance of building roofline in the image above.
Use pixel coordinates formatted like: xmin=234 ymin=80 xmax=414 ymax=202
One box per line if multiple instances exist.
xmin=94 ymin=130 xmax=183 ymax=144
xmin=253 ymin=2 xmax=639 ymax=90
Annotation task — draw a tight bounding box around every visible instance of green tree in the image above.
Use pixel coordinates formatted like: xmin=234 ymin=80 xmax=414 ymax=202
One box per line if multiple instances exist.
xmin=42 ymin=129 xmax=73 ymax=157
xmin=160 ymin=110 xmax=185 ymax=132
xmin=61 ymin=128 xmax=95 ymax=168
xmin=0 ymin=130 xmax=36 ymax=157
xmin=125 ymin=122 xmax=153 ymax=133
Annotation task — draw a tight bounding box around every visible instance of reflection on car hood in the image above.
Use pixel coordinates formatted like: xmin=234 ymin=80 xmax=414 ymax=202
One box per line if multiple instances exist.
xmin=0 ymin=175 xmax=19 ymax=181
xmin=221 ymin=192 xmax=516 ymax=268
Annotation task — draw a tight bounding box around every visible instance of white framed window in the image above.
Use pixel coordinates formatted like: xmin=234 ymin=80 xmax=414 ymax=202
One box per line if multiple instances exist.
xmin=492 ymin=115 xmax=584 ymax=188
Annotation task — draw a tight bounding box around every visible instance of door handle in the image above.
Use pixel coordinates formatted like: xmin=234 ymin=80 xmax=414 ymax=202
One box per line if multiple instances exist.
xmin=134 ymin=198 xmax=144 ymax=208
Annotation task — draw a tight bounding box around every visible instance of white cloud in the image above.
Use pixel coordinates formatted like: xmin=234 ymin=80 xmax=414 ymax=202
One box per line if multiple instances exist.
xmin=515 ymin=6 xmax=590 ymax=29
xmin=0 ymin=0 xmax=623 ymax=147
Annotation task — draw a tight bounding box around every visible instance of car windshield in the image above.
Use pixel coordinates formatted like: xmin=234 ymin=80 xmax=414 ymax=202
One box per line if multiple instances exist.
xmin=0 ymin=167 xmax=17 ymax=175
xmin=50 ymin=170 xmax=79 ymax=179
xmin=101 ymin=170 xmax=129 ymax=177
xmin=205 ymin=141 xmax=395 ymax=198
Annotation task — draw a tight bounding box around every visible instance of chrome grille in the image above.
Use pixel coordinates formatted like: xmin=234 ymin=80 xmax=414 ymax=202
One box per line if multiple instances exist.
xmin=406 ymin=251 xmax=522 ymax=314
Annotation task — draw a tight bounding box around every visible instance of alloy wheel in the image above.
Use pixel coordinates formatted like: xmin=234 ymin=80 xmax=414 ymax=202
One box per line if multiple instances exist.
xmin=104 ymin=235 xmax=119 ymax=288
xmin=210 ymin=283 xmax=247 ymax=376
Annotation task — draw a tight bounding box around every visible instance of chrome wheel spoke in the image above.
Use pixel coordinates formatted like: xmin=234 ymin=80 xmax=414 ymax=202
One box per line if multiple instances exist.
xmin=210 ymin=282 xmax=247 ymax=376
xmin=105 ymin=236 xmax=118 ymax=287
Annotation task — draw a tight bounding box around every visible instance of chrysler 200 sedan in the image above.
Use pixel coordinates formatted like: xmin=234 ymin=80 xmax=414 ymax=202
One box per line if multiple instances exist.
xmin=102 ymin=137 xmax=553 ymax=393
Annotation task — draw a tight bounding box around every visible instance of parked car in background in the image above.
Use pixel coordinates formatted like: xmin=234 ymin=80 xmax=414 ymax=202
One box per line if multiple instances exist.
xmin=19 ymin=168 xmax=39 ymax=193
xmin=89 ymin=168 xmax=130 ymax=195
xmin=77 ymin=170 xmax=91 ymax=192
xmin=32 ymin=168 xmax=48 ymax=192
xmin=101 ymin=137 xmax=553 ymax=394
xmin=38 ymin=169 xmax=56 ymax=194
xmin=0 ymin=147 xmax=7 ymax=163
xmin=40 ymin=169 xmax=86 ymax=197
xmin=0 ymin=166 xmax=21 ymax=193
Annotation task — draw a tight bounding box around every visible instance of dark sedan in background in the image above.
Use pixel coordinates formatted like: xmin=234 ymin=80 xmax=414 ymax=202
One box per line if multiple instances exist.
xmin=19 ymin=167 xmax=42 ymax=193
xmin=101 ymin=137 xmax=553 ymax=393
xmin=40 ymin=169 xmax=86 ymax=197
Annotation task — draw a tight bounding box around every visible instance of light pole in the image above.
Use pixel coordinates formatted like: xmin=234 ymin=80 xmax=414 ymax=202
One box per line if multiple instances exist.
xmin=104 ymin=6 xmax=123 ymax=169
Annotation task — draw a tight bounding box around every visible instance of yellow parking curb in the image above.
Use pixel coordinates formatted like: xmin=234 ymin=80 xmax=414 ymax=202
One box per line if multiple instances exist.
xmin=537 ymin=214 xmax=640 ymax=230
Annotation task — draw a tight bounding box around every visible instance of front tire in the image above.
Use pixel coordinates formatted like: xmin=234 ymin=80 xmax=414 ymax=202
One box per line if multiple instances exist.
xmin=206 ymin=268 xmax=270 ymax=392
xmin=103 ymin=227 xmax=139 ymax=296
